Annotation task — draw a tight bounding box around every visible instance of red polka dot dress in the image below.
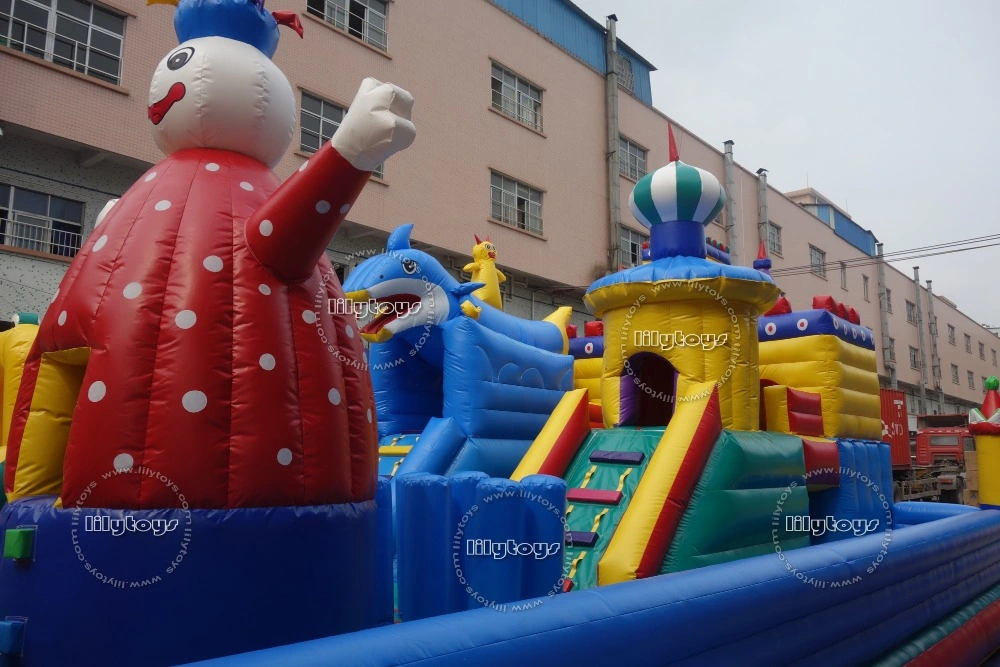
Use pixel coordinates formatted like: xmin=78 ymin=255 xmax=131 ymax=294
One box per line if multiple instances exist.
xmin=5 ymin=142 xmax=378 ymax=509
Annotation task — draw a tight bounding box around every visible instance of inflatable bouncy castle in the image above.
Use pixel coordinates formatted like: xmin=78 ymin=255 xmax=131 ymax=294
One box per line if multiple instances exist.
xmin=3 ymin=3 xmax=1000 ymax=664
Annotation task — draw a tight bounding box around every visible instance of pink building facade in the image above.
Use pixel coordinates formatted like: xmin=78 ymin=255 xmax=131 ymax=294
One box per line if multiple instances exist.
xmin=1 ymin=0 xmax=995 ymax=421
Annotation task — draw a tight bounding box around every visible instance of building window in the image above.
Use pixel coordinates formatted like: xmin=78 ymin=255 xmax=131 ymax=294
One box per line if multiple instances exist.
xmin=887 ymin=337 xmax=896 ymax=362
xmin=979 ymin=341 xmax=986 ymax=360
xmin=885 ymin=288 xmax=892 ymax=313
xmin=300 ymin=92 xmax=383 ymax=178
xmin=1 ymin=0 xmax=125 ymax=84
xmin=948 ymin=324 xmax=956 ymax=345
xmin=491 ymin=62 xmax=542 ymax=131
xmin=614 ymin=53 xmax=634 ymax=94
xmin=620 ymin=227 xmax=646 ymax=268
xmin=965 ymin=333 xmax=972 ymax=353
xmin=968 ymin=370 xmax=975 ymax=390
xmin=839 ymin=261 xmax=847 ymax=289
xmin=951 ymin=364 xmax=959 ymax=384
xmin=490 ymin=172 xmax=542 ymax=235
xmin=809 ymin=245 xmax=826 ymax=278
xmin=766 ymin=221 xmax=782 ymax=256
xmin=906 ymin=300 xmax=917 ymax=325
xmin=909 ymin=346 xmax=919 ymax=370
xmin=0 ymin=183 xmax=84 ymax=257
xmin=306 ymin=0 xmax=387 ymax=51
xmin=993 ymin=349 xmax=997 ymax=367
xmin=618 ymin=136 xmax=647 ymax=181
xmin=862 ymin=275 xmax=870 ymax=301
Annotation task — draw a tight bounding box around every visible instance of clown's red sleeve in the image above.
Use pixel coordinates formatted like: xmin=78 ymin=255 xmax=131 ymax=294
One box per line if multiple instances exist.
xmin=245 ymin=142 xmax=370 ymax=282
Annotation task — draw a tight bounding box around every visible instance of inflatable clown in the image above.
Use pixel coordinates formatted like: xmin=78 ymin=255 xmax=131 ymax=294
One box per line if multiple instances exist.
xmin=0 ymin=1 xmax=413 ymax=664
xmin=970 ymin=376 xmax=1000 ymax=510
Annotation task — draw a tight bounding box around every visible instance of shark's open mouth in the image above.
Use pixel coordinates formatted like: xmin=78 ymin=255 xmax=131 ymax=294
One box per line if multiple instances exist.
xmin=360 ymin=293 xmax=423 ymax=335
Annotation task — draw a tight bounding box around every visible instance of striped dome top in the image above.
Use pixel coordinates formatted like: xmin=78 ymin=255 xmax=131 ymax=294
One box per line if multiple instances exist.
xmin=629 ymin=160 xmax=726 ymax=229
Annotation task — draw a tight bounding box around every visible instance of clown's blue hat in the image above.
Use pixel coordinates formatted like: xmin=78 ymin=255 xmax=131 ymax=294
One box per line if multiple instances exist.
xmin=147 ymin=0 xmax=303 ymax=58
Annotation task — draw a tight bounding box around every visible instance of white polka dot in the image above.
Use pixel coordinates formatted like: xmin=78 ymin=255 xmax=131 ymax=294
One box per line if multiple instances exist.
xmin=144 ymin=172 xmax=157 ymax=182
xmin=123 ymin=282 xmax=142 ymax=299
xmin=367 ymin=408 xmax=373 ymax=423
xmin=259 ymin=220 xmax=273 ymax=236
xmin=298 ymin=160 xmax=309 ymax=172
xmin=203 ymin=256 xmax=223 ymax=272
xmin=182 ymin=390 xmax=208 ymax=413
xmin=240 ymin=181 xmax=254 ymax=192
xmin=57 ymin=310 xmax=67 ymax=326
xmin=205 ymin=163 xmax=220 ymax=172
xmin=154 ymin=200 xmax=171 ymax=211
xmin=764 ymin=322 xmax=777 ymax=336
xmin=796 ymin=318 xmax=808 ymax=331
xmin=340 ymin=203 xmax=351 ymax=214
xmin=113 ymin=453 xmax=134 ymax=471
xmin=277 ymin=448 xmax=293 ymax=466
xmin=51 ymin=288 xmax=59 ymax=303
xmin=302 ymin=310 xmax=317 ymax=324
xmin=258 ymin=284 xmax=271 ymax=295
xmin=345 ymin=325 xmax=354 ymax=338
xmin=93 ymin=235 xmax=108 ymax=252
xmin=259 ymin=353 xmax=276 ymax=371
xmin=175 ymin=310 xmax=197 ymax=329
xmin=316 ymin=200 xmax=331 ymax=214
xmin=328 ymin=388 xmax=341 ymax=405
xmin=88 ymin=381 xmax=107 ymax=402
xmin=584 ymin=342 xmax=594 ymax=354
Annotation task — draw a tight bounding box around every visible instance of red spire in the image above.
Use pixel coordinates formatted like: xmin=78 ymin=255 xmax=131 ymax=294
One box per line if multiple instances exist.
xmin=474 ymin=234 xmax=482 ymax=244
xmin=757 ymin=239 xmax=768 ymax=260
xmin=668 ymin=123 xmax=679 ymax=163
xmin=982 ymin=377 xmax=1000 ymax=418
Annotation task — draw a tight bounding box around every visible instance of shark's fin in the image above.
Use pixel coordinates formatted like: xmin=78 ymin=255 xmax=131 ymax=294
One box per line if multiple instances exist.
xmin=543 ymin=306 xmax=573 ymax=354
xmin=451 ymin=282 xmax=485 ymax=299
xmin=386 ymin=223 xmax=414 ymax=252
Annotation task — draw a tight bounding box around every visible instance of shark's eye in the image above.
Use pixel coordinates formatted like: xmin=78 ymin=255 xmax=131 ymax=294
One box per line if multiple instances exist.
xmin=401 ymin=258 xmax=418 ymax=275
xmin=167 ymin=47 xmax=195 ymax=71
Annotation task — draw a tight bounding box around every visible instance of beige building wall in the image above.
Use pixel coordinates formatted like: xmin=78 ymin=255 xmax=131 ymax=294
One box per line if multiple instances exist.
xmin=1 ymin=0 xmax=996 ymax=414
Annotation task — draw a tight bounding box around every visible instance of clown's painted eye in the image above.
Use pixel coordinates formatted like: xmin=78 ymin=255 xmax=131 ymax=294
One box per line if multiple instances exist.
xmin=167 ymin=47 xmax=195 ymax=71
xmin=401 ymin=259 xmax=418 ymax=275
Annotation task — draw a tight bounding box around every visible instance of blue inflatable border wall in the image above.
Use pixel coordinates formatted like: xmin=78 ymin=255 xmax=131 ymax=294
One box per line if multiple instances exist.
xmin=191 ymin=511 xmax=1000 ymax=666
xmin=759 ymin=309 xmax=876 ymax=350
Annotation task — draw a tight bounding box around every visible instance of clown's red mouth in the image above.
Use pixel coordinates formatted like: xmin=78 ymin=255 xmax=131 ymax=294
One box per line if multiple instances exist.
xmin=360 ymin=294 xmax=422 ymax=335
xmin=148 ymin=82 xmax=186 ymax=125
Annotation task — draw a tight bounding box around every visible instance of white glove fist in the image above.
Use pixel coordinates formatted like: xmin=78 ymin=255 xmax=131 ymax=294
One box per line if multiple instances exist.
xmin=331 ymin=77 xmax=416 ymax=172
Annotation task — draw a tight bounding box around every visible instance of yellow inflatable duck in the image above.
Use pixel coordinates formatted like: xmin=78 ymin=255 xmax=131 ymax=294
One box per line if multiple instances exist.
xmin=463 ymin=234 xmax=507 ymax=310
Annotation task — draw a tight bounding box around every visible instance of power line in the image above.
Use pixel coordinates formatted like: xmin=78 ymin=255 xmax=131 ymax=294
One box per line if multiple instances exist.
xmin=771 ymin=233 xmax=1000 ymax=276
xmin=772 ymin=241 xmax=1000 ymax=279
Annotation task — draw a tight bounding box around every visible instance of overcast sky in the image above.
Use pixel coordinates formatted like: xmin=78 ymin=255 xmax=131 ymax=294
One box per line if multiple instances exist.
xmin=573 ymin=0 xmax=1000 ymax=326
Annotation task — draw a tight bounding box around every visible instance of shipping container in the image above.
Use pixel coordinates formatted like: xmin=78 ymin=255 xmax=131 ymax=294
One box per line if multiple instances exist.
xmin=880 ymin=388 xmax=910 ymax=468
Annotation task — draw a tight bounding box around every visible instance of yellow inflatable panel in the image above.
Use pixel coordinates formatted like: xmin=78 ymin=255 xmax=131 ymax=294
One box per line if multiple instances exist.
xmin=759 ymin=334 xmax=880 ymax=439
xmin=762 ymin=384 xmax=791 ymax=433
xmin=512 ymin=388 xmax=589 ymax=482
xmin=1 ymin=325 xmax=38 ymax=459
xmin=9 ymin=346 xmax=90 ymax=501
xmin=573 ymin=357 xmax=603 ymax=405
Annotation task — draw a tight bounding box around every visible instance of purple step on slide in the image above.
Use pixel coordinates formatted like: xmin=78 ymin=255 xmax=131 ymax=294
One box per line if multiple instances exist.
xmin=589 ymin=450 xmax=645 ymax=465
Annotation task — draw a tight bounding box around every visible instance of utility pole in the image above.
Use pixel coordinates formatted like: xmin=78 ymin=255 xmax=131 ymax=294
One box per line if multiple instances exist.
xmin=914 ymin=266 xmax=928 ymax=415
xmin=926 ymin=280 xmax=944 ymax=413
xmin=756 ymin=168 xmax=769 ymax=249
xmin=876 ymin=242 xmax=896 ymax=388
xmin=604 ymin=15 xmax=622 ymax=274
xmin=723 ymin=140 xmax=738 ymax=264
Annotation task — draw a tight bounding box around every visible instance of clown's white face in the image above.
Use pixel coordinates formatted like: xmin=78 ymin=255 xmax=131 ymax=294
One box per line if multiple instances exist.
xmin=148 ymin=36 xmax=295 ymax=167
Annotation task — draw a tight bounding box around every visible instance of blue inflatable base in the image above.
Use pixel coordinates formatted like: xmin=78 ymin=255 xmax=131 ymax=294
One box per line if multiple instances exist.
xmin=0 ymin=496 xmax=380 ymax=666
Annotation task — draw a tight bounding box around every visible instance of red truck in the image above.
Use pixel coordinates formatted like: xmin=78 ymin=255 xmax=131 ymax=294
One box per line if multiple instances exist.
xmin=881 ymin=388 xmax=969 ymax=503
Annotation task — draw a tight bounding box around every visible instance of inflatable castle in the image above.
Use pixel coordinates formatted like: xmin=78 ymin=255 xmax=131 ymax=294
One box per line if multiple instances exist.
xmin=1 ymin=1 xmax=1000 ymax=665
